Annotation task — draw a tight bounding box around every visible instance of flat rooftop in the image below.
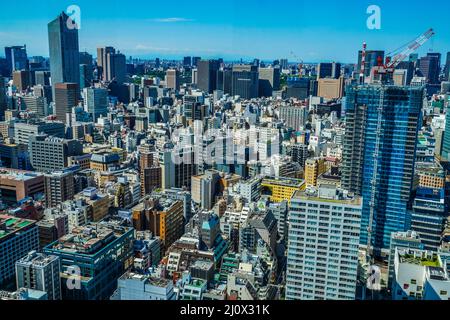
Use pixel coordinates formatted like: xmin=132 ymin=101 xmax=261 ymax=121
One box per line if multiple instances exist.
xmin=0 ymin=215 xmax=35 ymax=241
xmin=46 ymin=223 xmax=130 ymax=255
xmin=121 ymin=272 xmax=172 ymax=288
xmin=0 ymin=169 xmax=43 ymax=182
xmin=262 ymin=177 xmax=305 ymax=188
xmin=293 ymin=187 xmax=362 ymax=206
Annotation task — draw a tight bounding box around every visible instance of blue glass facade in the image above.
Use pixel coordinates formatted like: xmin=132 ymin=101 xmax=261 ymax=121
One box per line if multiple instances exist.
xmin=412 ymin=187 xmax=447 ymax=251
xmin=343 ymin=85 xmax=424 ymax=252
xmin=48 ymin=12 xmax=80 ymax=87
xmin=442 ymin=105 xmax=450 ymax=161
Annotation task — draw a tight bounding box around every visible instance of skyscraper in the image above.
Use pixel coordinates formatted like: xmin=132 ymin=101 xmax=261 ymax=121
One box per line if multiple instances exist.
xmin=231 ymin=64 xmax=259 ymax=99
xmin=0 ymin=76 xmax=6 ymax=120
xmin=97 ymin=47 xmax=126 ymax=83
xmin=317 ymin=62 xmax=341 ymax=79
xmin=166 ymin=69 xmax=180 ymax=90
xmin=83 ymin=87 xmax=108 ymax=121
xmin=342 ymin=85 xmax=424 ymax=253
xmin=418 ymin=53 xmax=441 ymax=84
xmin=259 ymin=66 xmax=281 ymax=97
xmin=442 ymin=104 xmax=450 ymax=161
xmin=197 ymin=59 xmax=219 ymax=93
xmin=286 ymin=185 xmax=362 ymax=300
xmin=54 ymin=82 xmax=79 ymax=123
xmin=445 ymin=52 xmax=450 ymax=80
xmin=12 ymin=70 xmax=32 ymax=92
xmin=183 ymin=56 xmax=192 ymax=67
xmin=29 ymin=135 xmax=83 ymax=172
xmin=48 ymin=12 xmax=80 ymax=88
xmin=4 ymin=45 xmax=28 ymax=74
xmin=15 ymin=251 xmax=61 ymax=300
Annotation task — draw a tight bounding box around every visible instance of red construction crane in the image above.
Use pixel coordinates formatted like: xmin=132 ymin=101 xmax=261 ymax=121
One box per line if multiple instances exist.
xmin=362 ymin=28 xmax=435 ymax=84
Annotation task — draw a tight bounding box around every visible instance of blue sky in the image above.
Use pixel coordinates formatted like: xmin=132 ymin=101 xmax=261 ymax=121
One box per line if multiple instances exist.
xmin=0 ymin=0 xmax=448 ymax=63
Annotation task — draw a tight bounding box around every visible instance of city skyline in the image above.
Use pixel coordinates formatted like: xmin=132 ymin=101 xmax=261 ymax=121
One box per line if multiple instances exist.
xmin=1 ymin=0 xmax=450 ymax=62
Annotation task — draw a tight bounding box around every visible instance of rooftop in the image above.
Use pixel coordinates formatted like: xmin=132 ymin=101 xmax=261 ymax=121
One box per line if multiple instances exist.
xmin=293 ymin=185 xmax=362 ymax=205
xmin=0 ymin=215 xmax=36 ymax=241
xmin=261 ymin=176 xmax=305 ymax=188
xmin=120 ymin=272 xmax=172 ymax=288
xmin=0 ymin=169 xmax=43 ymax=182
xmin=46 ymin=222 xmax=131 ymax=255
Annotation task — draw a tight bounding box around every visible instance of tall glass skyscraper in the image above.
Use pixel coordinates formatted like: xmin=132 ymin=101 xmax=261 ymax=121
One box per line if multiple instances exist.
xmin=442 ymin=104 xmax=450 ymax=161
xmin=48 ymin=12 xmax=80 ymax=88
xmin=342 ymin=85 xmax=424 ymax=254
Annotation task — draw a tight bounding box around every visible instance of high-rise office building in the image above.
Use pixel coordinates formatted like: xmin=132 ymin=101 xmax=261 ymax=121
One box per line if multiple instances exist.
xmin=183 ymin=56 xmax=192 ymax=67
xmin=231 ymin=64 xmax=259 ymax=99
xmin=22 ymin=95 xmax=47 ymax=117
xmin=4 ymin=45 xmax=28 ymax=74
xmin=13 ymin=70 xmax=32 ymax=92
xmin=79 ymin=51 xmax=93 ymax=66
xmin=259 ymin=67 xmax=281 ymax=97
xmin=131 ymin=195 xmax=184 ymax=251
xmin=357 ymin=50 xmax=385 ymax=77
xmin=79 ymin=64 xmax=93 ymax=89
xmin=317 ymin=77 xmax=345 ymax=99
xmin=317 ymin=62 xmax=341 ymax=79
xmin=34 ymin=71 xmax=51 ymax=86
xmin=43 ymin=222 xmax=134 ymax=300
xmin=0 ymin=215 xmax=39 ymax=289
xmin=15 ymin=251 xmax=61 ymax=300
xmin=342 ymin=85 xmax=424 ymax=253
xmin=14 ymin=121 xmax=65 ymax=145
xmin=418 ymin=53 xmax=441 ymax=84
xmin=54 ymin=82 xmax=79 ymax=123
xmin=279 ymin=59 xmax=288 ymax=70
xmin=29 ymin=135 xmax=83 ymax=172
xmin=197 ymin=59 xmax=219 ymax=93
xmin=443 ymin=104 xmax=450 ymax=161
xmin=444 ymin=52 xmax=450 ymax=80
xmin=97 ymin=47 xmax=126 ymax=83
xmin=192 ymin=57 xmax=201 ymax=67
xmin=0 ymin=76 xmax=6 ymax=120
xmin=82 ymin=87 xmax=108 ymax=121
xmin=166 ymin=69 xmax=180 ymax=90
xmin=286 ymin=185 xmax=362 ymax=300
xmin=44 ymin=171 xmax=75 ymax=208
xmin=411 ymin=164 xmax=447 ymax=251
xmin=286 ymin=77 xmax=310 ymax=100
xmin=48 ymin=12 xmax=80 ymax=87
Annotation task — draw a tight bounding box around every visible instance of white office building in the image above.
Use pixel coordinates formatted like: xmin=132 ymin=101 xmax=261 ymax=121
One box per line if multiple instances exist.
xmin=286 ymin=185 xmax=362 ymax=300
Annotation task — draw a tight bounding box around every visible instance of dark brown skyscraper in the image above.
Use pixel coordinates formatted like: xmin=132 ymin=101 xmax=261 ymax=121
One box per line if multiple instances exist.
xmin=54 ymin=83 xmax=78 ymax=123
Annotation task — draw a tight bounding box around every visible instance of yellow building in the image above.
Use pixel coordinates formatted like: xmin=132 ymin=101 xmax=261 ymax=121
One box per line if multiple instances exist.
xmin=305 ymin=158 xmax=326 ymax=187
xmin=90 ymin=152 xmax=120 ymax=172
xmin=261 ymin=177 xmax=305 ymax=203
xmin=317 ymin=77 xmax=345 ymax=100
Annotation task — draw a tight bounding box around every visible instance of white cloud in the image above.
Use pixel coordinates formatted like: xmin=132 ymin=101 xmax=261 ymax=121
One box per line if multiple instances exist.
xmin=149 ymin=17 xmax=194 ymax=23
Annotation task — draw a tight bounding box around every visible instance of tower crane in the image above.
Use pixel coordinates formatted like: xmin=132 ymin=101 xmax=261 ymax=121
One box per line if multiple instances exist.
xmin=361 ymin=28 xmax=435 ymax=84
xmin=290 ymin=51 xmax=304 ymax=76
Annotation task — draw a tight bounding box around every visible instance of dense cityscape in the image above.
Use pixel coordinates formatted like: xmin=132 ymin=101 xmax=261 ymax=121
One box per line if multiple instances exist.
xmin=0 ymin=6 xmax=450 ymax=303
